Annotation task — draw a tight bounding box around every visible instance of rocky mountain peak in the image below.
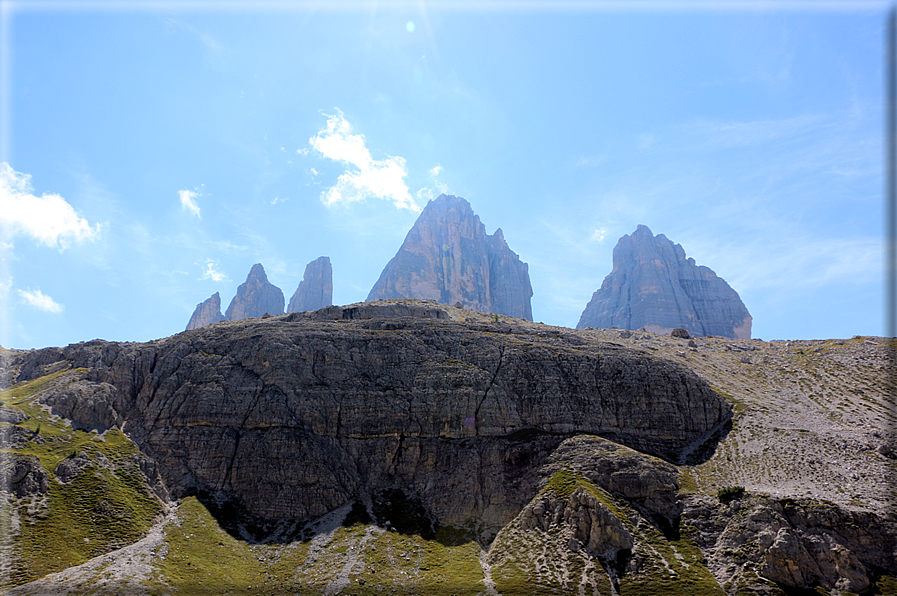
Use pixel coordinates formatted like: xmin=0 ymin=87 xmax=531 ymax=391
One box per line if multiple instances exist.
xmin=185 ymin=292 xmax=225 ymax=331
xmin=577 ymin=225 xmax=751 ymax=339
xmin=224 ymin=263 xmax=285 ymax=320
xmin=367 ymin=194 xmax=533 ymax=320
xmin=287 ymin=256 xmax=333 ymax=314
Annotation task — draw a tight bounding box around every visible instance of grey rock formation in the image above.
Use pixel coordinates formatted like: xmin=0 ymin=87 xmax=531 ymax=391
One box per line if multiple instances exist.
xmin=14 ymin=304 xmax=729 ymax=535
xmin=542 ymin=435 xmax=680 ymax=519
xmin=577 ymin=225 xmax=752 ymax=339
xmin=185 ymin=292 xmax=225 ymax=331
xmin=680 ymin=493 xmax=895 ymax=594
xmin=521 ymin=487 xmax=634 ymax=557
xmin=0 ymin=406 xmax=28 ymax=424
xmin=367 ymin=195 xmax=533 ymax=320
xmin=224 ymin=263 xmax=284 ymax=320
xmin=287 ymin=257 xmax=333 ymax=314
xmin=2 ymin=454 xmax=49 ymax=497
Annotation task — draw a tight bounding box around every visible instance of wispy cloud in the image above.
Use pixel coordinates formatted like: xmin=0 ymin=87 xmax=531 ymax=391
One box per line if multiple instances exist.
xmin=677 ymin=113 xmax=829 ymax=150
xmin=590 ymin=228 xmax=608 ymax=243
xmin=165 ymin=18 xmax=226 ymax=71
xmin=415 ymin=164 xmax=449 ymax=204
xmin=179 ymin=189 xmax=201 ymax=218
xmin=308 ymin=110 xmax=419 ymax=211
xmin=0 ymin=162 xmax=100 ymax=249
xmin=199 ymin=258 xmax=227 ymax=282
xmin=18 ymin=288 xmax=63 ymax=313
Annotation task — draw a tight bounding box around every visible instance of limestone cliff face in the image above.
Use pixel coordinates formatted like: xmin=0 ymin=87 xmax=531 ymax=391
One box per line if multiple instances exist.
xmin=17 ymin=303 xmax=729 ymax=532
xmin=224 ymin=263 xmax=284 ymax=320
xmin=367 ymin=195 xmax=533 ymax=320
xmin=185 ymin=292 xmax=225 ymax=331
xmin=287 ymin=257 xmax=332 ymax=314
xmin=577 ymin=225 xmax=751 ymax=339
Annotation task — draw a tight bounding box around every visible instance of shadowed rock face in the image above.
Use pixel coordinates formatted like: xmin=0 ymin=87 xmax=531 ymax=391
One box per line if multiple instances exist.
xmin=577 ymin=225 xmax=751 ymax=339
xmin=185 ymin=292 xmax=225 ymax=331
xmin=367 ymin=195 xmax=533 ymax=320
xmin=287 ymin=256 xmax=333 ymax=314
xmin=225 ymin=263 xmax=285 ymax=320
xmin=18 ymin=303 xmax=730 ymax=533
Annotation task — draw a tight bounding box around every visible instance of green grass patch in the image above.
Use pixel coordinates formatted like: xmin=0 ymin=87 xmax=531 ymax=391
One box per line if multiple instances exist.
xmin=148 ymin=498 xmax=487 ymax=596
xmin=7 ymin=459 xmax=162 ymax=586
xmin=679 ymin=469 xmax=700 ymax=494
xmin=147 ymin=496 xmax=272 ymax=595
xmin=0 ymin=368 xmax=74 ymax=404
xmin=1 ymin=369 xmax=164 ymax=588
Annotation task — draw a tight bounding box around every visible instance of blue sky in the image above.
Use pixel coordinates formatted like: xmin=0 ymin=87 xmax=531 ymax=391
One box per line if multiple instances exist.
xmin=0 ymin=1 xmax=888 ymax=349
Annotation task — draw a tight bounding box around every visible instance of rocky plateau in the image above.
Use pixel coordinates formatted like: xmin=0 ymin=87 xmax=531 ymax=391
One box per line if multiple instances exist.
xmin=1 ymin=301 xmax=894 ymax=595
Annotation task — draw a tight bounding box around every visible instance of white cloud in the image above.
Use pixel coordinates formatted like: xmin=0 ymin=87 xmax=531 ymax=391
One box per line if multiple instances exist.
xmin=309 ymin=110 xmax=419 ymax=211
xmin=179 ymin=189 xmax=201 ymax=218
xmin=18 ymin=288 xmax=63 ymax=313
xmin=430 ymin=165 xmax=443 ymax=176
xmin=0 ymin=162 xmax=100 ymax=249
xmin=0 ymin=277 xmax=11 ymax=298
xmin=199 ymin=258 xmax=227 ymax=282
xmin=590 ymin=228 xmax=608 ymax=243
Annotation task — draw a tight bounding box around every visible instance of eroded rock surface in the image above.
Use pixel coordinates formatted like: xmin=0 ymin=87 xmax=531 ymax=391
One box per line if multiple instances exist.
xmin=577 ymin=225 xmax=752 ymax=339
xmin=13 ymin=302 xmax=729 ymax=534
xmin=367 ymin=195 xmax=533 ymax=320
xmin=680 ymin=493 xmax=895 ymax=594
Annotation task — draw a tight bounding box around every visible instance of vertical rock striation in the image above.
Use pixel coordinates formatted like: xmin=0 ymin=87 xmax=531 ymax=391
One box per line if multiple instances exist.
xmin=224 ymin=263 xmax=285 ymax=320
xmin=367 ymin=195 xmax=533 ymax=320
xmin=287 ymin=257 xmax=333 ymax=314
xmin=185 ymin=292 xmax=225 ymax=331
xmin=577 ymin=225 xmax=751 ymax=339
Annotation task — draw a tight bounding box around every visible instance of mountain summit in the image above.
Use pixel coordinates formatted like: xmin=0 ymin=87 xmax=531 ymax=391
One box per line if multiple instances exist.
xmin=224 ymin=263 xmax=285 ymax=320
xmin=577 ymin=225 xmax=751 ymax=339
xmin=287 ymin=256 xmax=333 ymax=313
xmin=367 ymin=194 xmax=533 ymax=320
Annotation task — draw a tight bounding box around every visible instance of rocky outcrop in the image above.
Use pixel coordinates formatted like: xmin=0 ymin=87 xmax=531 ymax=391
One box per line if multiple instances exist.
xmin=2 ymin=454 xmax=49 ymax=497
xmin=680 ymin=493 xmax=896 ymax=594
xmin=224 ymin=263 xmax=284 ymax=320
xmin=486 ymin=437 xmax=896 ymax=595
xmin=185 ymin=292 xmax=225 ymax=331
xmin=577 ymin=225 xmax=751 ymax=339
xmin=367 ymin=195 xmax=533 ymax=320
xmin=287 ymin=257 xmax=333 ymax=314
xmin=13 ymin=303 xmax=729 ymax=535
xmin=0 ymin=406 xmax=28 ymax=424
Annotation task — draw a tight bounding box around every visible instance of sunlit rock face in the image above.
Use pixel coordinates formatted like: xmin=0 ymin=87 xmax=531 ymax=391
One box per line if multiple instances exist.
xmin=367 ymin=195 xmax=534 ymax=320
xmin=21 ymin=305 xmax=730 ymax=530
xmin=185 ymin=292 xmax=225 ymax=331
xmin=224 ymin=263 xmax=285 ymax=320
xmin=287 ymin=256 xmax=333 ymax=314
xmin=577 ymin=225 xmax=751 ymax=339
